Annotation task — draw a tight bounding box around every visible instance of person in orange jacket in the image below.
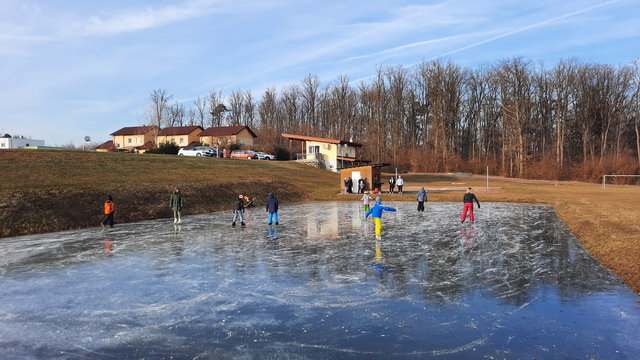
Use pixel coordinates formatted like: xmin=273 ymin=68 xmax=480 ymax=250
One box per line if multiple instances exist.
xmin=101 ymin=195 xmax=115 ymax=228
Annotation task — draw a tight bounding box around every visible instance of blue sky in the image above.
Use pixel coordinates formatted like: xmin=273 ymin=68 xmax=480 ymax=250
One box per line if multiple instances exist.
xmin=1 ymin=0 xmax=638 ymax=146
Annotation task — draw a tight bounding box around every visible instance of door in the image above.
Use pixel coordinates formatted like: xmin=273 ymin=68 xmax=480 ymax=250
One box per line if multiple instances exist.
xmin=351 ymin=171 xmax=361 ymax=193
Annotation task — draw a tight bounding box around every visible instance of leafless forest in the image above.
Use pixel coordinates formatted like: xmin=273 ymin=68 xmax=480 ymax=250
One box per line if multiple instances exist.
xmin=144 ymin=57 xmax=640 ymax=182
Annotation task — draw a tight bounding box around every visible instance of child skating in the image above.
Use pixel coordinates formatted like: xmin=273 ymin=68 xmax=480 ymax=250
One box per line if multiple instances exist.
xmin=360 ymin=191 xmax=374 ymax=214
xmin=365 ymin=197 xmax=396 ymax=238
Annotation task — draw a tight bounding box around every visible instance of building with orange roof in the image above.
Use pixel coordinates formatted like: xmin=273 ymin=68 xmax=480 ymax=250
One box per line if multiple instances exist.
xmin=156 ymin=125 xmax=204 ymax=147
xmin=199 ymin=125 xmax=257 ymax=148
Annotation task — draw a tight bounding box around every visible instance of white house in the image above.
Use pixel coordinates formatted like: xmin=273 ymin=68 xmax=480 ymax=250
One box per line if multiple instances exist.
xmin=0 ymin=136 xmax=45 ymax=149
xmin=281 ymin=133 xmax=368 ymax=172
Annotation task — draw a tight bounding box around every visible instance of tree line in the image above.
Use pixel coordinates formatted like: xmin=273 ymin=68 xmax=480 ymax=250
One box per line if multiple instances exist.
xmin=144 ymin=56 xmax=640 ymax=182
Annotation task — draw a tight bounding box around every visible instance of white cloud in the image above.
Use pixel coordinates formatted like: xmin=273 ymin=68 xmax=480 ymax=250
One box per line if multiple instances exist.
xmin=57 ymin=0 xmax=224 ymax=37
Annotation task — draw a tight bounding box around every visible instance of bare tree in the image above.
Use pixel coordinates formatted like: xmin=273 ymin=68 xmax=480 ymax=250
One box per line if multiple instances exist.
xmin=145 ymin=89 xmax=173 ymax=128
xmin=193 ymin=95 xmax=208 ymax=127
xmin=244 ymin=90 xmax=257 ymax=128
xmin=228 ymin=89 xmax=245 ymax=126
xmin=166 ymin=102 xmax=186 ymax=127
xmin=632 ymin=60 xmax=640 ymax=166
xmin=300 ymin=74 xmax=322 ymax=130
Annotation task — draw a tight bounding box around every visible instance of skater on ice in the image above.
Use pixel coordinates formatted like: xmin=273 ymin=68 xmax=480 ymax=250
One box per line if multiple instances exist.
xmin=101 ymin=195 xmax=115 ymax=228
xmin=416 ymin=187 xmax=427 ymax=212
xmin=170 ymin=187 xmax=184 ymax=224
xmin=232 ymin=194 xmax=245 ymax=227
xmin=360 ymin=191 xmax=374 ymax=213
xmin=365 ymin=196 xmax=396 ymax=238
xmin=266 ymin=193 xmax=279 ymax=225
xmin=461 ymin=187 xmax=481 ymax=223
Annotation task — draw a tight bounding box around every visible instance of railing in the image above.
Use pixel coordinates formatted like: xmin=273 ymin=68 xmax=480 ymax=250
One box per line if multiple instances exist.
xmin=296 ymin=153 xmax=323 ymax=160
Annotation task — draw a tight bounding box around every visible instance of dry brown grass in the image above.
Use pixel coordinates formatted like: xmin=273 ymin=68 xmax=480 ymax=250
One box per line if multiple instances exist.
xmin=1 ymin=150 xmax=639 ymax=294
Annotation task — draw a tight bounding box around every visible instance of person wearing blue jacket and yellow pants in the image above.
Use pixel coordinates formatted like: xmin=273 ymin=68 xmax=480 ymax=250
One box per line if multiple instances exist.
xmin=365 ymin=197 xmax=396 ymax=237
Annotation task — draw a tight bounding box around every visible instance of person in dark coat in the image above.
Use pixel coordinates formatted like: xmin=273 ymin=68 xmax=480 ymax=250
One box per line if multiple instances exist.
xmin=416 ymin=187 xmax=427 ymax=212
xmin=101 ymin=195 xmax=114 ymax=228
xmin=232 ymin=194 xmax=245 ymax=227
xmin=461 ymin=188 xmax=481 ymax=223
xmin=358 ymin=178 xmax=366 ymax=194
xmin=170 ymin=187 xmax=184 ymax=224
xmin=266 ymin=193 xmax=279 ymax=225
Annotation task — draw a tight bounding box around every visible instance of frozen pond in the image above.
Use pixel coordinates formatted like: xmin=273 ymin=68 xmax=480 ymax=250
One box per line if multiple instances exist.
xmin=0 ymin=201 xmax=639 ymax=359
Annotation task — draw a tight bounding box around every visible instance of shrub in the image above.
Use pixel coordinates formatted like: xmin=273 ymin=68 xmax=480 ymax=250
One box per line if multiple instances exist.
xmin=146 ymin=142 xmax=179 ymax=155
xmin=274 ymin=146 xmax=290 ymax=161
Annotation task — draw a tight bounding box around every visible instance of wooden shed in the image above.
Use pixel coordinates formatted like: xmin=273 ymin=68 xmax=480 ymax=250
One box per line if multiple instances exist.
xmin=339 ymin=164 xmax=389 ymax=194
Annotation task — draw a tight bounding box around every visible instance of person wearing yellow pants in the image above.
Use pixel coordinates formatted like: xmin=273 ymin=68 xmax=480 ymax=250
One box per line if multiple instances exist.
xmin=365 ymin=197 xmax=396 ymax=237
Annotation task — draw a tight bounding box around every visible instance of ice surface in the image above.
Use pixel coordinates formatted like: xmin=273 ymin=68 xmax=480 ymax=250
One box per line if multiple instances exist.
xmin=0 ymin=201 xmax=639 ymax=359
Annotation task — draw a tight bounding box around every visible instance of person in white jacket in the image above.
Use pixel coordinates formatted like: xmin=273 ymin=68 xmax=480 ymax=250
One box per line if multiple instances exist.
xmin=396 ymin=176 xmax=404 ymax=194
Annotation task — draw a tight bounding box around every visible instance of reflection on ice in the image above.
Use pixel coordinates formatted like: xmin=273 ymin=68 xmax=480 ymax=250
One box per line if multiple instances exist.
xmin=0 ymin=201 xmax=639 ymax=359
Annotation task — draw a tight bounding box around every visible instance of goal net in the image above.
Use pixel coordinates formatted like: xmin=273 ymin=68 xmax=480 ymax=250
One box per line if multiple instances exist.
xmin=602 ymin=175 xmax=640 ymax=189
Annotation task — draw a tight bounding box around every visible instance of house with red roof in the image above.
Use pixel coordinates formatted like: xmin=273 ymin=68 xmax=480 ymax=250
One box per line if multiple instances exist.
xmin=109 ymin=126 xmax=159 ymax=152
xmin=199 ymin=125 xmax=257 ymax=148
xmin=156 ymin=125 xmax=204 ymax=147
xmin=95 ymin=140 xmax=115 ymax=152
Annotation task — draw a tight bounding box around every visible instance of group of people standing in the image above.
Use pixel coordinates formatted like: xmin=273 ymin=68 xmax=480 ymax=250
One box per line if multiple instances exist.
xmin=100 ymin=188 xmax=281 ymax=229
xmin=387 ymin=176 xmax=404 ymax=194
xmin=343 ymin=177 xmax=369 ymax=194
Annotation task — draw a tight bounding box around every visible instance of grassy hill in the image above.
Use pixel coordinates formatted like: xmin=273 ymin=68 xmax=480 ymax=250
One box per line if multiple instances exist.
xmin=0 ymin=149 xmax=340 ymax=237
xmin=1 ymin=149 xmax=639 ymax=294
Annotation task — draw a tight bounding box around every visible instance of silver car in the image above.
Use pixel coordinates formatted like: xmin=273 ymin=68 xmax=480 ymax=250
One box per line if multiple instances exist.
xmin=255 ymin=151 xmax=276 ymax=160
xmin=178 ymin=147 xmax=214 ymax=157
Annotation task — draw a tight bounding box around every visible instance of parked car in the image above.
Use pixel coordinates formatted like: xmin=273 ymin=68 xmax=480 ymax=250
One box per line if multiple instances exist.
xmin=192 ymin=147 xmax=217 ymax=157
xmin=205 ymin=147 xmax=219 ymax=157
xmin=230 ymin=150 xmax=257 ymax=159
xmin=178 ymin=147 xmax=214 ymax=157
xmin=255 ymin=151 xmax=276 ymax=160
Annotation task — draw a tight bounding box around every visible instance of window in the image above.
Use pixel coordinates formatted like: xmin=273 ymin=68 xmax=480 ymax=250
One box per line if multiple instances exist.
xmin=171 ymin=137 xmax=175 ymax=144
xmin=116 ymin=142 xmax=121 ymax=148
xmin=136 ymin=137 xmax=141 ymax=144
xmin=309 ymin=145 xmax=320 ymax=153
xmin=128 ymin=137 xmax=132 ymax=144
xmin=179 ymin=137 xmax=184 ymax=144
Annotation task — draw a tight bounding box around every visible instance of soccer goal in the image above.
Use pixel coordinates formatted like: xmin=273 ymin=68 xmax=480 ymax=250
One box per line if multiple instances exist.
xmin=602 ymin=175 xmax=640 ymax=189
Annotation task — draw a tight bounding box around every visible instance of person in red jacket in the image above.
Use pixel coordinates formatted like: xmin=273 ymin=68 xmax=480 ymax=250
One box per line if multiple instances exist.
xmin=101 ymin=195 xmax=114 ymax=228
xmin=461 ymin=188 xmax=480 ymax=223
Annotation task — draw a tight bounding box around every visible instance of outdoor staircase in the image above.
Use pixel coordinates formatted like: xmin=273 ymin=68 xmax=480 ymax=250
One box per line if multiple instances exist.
xmin=296 ymin=159 xmax=326 ymax=170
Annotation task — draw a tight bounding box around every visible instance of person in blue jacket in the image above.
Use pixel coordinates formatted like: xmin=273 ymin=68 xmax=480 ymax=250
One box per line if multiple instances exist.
xmin=266 ymin=193 xmax=279 ymax=225
xmin=365 ymin=197 xmax=396 ymax=237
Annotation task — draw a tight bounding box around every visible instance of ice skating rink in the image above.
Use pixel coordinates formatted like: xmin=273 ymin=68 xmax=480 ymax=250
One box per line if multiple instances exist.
xmin=1 ymin=201 xmax=639 ymax=359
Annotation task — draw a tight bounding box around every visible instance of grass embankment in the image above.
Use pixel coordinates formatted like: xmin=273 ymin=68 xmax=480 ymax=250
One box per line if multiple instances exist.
xmin=1 ymin=150 xmax=639 ymax=294
xmin=0 ymin=149 xmax=340 ymax=237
